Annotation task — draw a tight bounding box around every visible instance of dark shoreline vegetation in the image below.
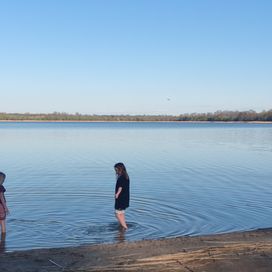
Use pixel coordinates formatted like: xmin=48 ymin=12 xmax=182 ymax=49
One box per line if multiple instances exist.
xmin=0 ymin=110 xmax=272 ymax=122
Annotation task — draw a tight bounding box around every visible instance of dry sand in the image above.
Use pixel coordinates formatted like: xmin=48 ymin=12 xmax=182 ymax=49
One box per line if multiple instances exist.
xmin=1 ymin=228 xmax=272 ymax=271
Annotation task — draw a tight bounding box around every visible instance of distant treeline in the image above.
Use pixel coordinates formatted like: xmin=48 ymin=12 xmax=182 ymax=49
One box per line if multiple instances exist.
xmin=0 ymin=110 xmax=272 ymax=122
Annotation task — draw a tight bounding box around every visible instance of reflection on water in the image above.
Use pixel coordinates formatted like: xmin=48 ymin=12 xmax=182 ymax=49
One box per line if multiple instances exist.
xmin=0 ymin=122 xmax=272 ymax=251
xmin=115 ymin=226 xmax=127 ymax=243
xmin=0 ymin=233 xmax=6 ymax=253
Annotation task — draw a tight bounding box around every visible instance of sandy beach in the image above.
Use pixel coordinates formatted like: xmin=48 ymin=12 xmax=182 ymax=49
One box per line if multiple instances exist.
xmin=1 ymin=228 xmax=272 ymax=271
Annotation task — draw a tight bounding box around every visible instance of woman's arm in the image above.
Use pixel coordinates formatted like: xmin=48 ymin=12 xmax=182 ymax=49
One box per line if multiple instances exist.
xmin=0 ymin=192 xmax=9 ymax=214
xmin=115 ymin=187 xmax=122 ymax=199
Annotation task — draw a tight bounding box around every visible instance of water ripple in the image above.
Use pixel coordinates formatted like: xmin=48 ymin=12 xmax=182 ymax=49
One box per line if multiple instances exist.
xmin=1 ymin=122 xmax=272 ymax=251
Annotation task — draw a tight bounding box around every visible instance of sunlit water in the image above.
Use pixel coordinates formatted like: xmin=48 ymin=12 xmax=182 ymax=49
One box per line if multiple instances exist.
xmin=0 ymin=122 xmax=272 ymax=252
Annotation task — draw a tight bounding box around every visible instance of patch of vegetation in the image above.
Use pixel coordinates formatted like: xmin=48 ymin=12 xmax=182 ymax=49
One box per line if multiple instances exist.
xmin=0 ymin=110 xmax=271 ymax=122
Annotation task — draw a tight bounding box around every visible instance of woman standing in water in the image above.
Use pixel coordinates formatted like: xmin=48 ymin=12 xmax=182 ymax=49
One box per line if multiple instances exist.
xmin=114 ymin=163 xmax=130 ymax=230
xmin=0 ymin=172 xmax=9 ymax=235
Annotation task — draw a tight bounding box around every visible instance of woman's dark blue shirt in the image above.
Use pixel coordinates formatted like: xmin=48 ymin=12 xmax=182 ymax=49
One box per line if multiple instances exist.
xmin=115 ymin=175 xmax=130 ymax=210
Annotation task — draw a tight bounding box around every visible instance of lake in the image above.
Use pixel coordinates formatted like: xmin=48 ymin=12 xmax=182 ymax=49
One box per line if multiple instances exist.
xmin=0 ymin=122 xmax=272 ymax=252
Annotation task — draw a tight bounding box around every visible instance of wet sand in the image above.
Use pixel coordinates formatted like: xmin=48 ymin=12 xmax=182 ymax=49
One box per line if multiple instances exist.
xmin=1 ymin=228 xmax=272 ymax=271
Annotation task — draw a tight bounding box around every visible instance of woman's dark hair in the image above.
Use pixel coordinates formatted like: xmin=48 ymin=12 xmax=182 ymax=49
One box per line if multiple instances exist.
xmin=0 ymin=172 xmax=6 ymax=181
xmin=114 ymin=162 xmax=129 ymax=180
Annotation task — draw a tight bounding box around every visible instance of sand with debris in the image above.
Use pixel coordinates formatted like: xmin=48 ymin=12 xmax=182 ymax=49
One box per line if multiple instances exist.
xmin=1 ymin=228 xmax=272 ymax=271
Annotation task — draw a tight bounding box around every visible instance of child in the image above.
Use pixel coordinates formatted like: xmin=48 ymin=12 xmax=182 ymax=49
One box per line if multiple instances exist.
xmin=0 ymin=172 xmax=9 ymax=234
xmin=114 ymin=163 xmax=130 ymax=230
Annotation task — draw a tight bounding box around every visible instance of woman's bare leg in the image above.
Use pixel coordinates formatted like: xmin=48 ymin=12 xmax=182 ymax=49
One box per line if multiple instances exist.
xmin=115 ymin=213 xmax=128 ymax=229
xmin=0 ymin=220 xmax=6 ymax=234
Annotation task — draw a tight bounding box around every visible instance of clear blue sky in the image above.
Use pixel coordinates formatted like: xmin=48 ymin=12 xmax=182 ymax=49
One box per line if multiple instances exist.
xmin=1 ymin=0 xmax=271 ymax=115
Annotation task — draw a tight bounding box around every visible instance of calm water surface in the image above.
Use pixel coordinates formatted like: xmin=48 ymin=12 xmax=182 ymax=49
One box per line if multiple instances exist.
xmin=0 ymin=122 xmax=272 ymax=251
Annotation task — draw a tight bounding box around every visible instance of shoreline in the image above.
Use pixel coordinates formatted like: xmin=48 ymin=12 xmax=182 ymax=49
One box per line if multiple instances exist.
xmin=0 ymin=119 xmax=272 ymax=124
xmin=1 ymin=228 xmax=272 ymax=271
